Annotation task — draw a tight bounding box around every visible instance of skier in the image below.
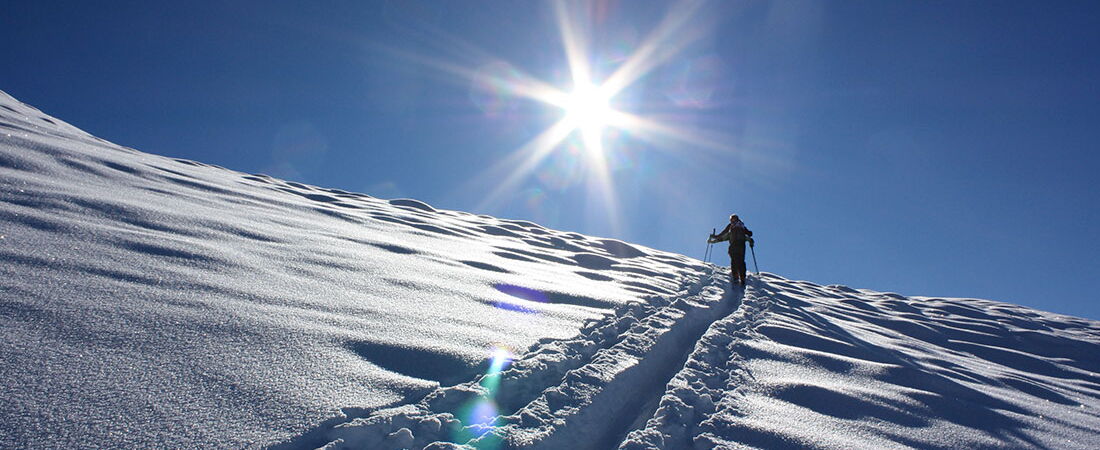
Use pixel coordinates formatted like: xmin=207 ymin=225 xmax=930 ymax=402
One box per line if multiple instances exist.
xmin=708 ymin=214 xmax=754 ymax=286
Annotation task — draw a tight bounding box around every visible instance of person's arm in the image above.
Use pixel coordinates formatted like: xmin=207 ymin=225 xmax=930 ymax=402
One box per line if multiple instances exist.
xmin=711 ymin=224 xmax=732 ymax=242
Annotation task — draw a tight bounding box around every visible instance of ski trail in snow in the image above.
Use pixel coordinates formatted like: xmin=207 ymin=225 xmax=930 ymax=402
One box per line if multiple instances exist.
xmin=493 ymin=273 xmax=740 ymax=449
xmin=286 ymin=266 xmax=753 ymax=449
xmin=620 ymin=274 xmax=775 ymax=449
xmin=626 ymin=274 xmax=1100 ymax=449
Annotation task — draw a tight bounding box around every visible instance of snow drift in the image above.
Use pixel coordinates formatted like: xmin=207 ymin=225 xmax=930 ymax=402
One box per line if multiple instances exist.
xmin=1 ymin=90 xmax=1098 ymax=449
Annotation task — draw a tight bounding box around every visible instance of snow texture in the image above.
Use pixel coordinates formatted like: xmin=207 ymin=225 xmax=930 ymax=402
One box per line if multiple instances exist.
xmin=2 ymin=90 xmax=1099 ymax=449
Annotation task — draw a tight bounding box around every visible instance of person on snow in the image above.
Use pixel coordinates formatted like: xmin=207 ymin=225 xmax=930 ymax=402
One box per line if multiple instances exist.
xmin=709 ymin=214 xmax=754 ymax=286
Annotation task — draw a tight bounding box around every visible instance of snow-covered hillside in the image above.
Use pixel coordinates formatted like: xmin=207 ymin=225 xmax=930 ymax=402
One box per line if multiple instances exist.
xmin=2 ymin=90 xmax=1099 ymax=449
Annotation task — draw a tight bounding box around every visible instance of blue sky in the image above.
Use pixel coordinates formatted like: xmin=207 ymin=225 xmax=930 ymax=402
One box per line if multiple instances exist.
xmin=3 ymin=1 xmax=1098 ymax=319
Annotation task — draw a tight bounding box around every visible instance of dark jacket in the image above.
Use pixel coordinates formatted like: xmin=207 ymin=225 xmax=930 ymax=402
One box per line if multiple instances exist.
xmin=712 ymin=220 xmax=753 ymax=255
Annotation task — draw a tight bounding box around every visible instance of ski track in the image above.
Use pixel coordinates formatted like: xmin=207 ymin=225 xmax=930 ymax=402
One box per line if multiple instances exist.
xmin=294 ymin=268 xmax=758 ymax=450
xmin=292 ymin=269 xmax=1100 ymax=450
xmin=627 ymin=277 xmax=1100 ymax=450
xmin=619 ymin=277 xmax=772 ymax=450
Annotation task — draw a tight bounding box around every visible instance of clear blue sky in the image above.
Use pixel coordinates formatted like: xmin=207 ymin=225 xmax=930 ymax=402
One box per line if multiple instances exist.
xmin=3 ymin=1 xmax=1098 ymax=319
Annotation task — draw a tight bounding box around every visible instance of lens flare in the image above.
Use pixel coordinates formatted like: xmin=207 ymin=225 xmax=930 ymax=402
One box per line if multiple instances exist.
xmin=469 ymin=61 xmax=523 ymax=117
xmin=488 ymin=346 xmax=514 ymax=375
xmin=468 ymin=398 xmax=499 ymax=431
xmin=450 ymin=344 xmax=516 ymax=447
xmin=454 ymin=396 xmax=502 ymax=445
xmin=664 ymin=55 xmax=724 ymax=108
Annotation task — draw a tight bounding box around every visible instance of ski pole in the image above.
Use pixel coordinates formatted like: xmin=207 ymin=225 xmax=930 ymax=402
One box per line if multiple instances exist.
xmin=750 ymin=244 xmax=759 ymax=274
xmin=703 ymin=228 xmax=715 ymax=263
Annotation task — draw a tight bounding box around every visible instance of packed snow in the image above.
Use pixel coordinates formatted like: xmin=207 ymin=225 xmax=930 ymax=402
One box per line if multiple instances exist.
xmin=2 ymin=90 xmax=1099 ymax=449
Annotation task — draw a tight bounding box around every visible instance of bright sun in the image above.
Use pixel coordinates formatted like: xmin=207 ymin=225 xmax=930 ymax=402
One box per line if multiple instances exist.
xmin=561 ymin=82 xmax=615 ymax=153
xmin=562 ymin=83 xmax=612 ymax=130
xmin=456 ymin=0 xmax=728 ymax=220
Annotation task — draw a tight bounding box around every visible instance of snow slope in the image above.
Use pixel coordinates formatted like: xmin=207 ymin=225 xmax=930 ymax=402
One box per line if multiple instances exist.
xmin=0 ymin=91 xmax=697 ymax=448
xmin=300 ymin=275 xmax=1100 ymax=449
xmin=2 ymin=90 xmax=1099 ymax=449
xmin=622 ymin=278 xmax=1100 ymax=449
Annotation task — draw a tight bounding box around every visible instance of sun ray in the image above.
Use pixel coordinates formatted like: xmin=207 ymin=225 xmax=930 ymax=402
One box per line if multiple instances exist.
xmin=364 ymin=40 xmax=568 ymax=107
xmin=601 ymin=0 xmax=712 ymax=97
xmin=474 ymin=118 xmax=576 ymax=212
xmin=391 ymin=0 xmax=739 ymax=233
xmin=364 ymin=18 xmax=573 ymax=105
xmin=583 ymin=141 xmax=623 ymax=235
xmin=553 ymin=0 xmax=593 ymax=87
xmin=609 ymin=110 xmax=733 ymax=154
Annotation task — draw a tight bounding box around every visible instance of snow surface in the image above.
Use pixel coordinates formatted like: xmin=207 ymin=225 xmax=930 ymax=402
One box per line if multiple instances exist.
xmin=2 ymin=90 xmax=1100 ymax=449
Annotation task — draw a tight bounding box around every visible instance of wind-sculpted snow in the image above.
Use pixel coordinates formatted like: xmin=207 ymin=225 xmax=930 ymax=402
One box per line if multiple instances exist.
xmin=294 ymin=272 xmax=1100 ymax=449
xmin=3 ymin=90 xmax=1100 ymax=449
xmin=624 ymin=274 xmax=1100 ymax=449
xmin=297 ymin=267 xmax=738 ymax=449
xmin=0 ymin=91 xmax=702 ymax=448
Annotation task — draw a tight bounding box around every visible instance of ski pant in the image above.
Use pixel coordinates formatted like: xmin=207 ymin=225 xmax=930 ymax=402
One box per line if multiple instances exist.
xmin=729 ymin=249 xmax=748 ymax=284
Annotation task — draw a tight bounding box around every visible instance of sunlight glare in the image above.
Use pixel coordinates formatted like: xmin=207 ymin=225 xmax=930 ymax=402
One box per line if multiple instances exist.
xmin=563 ymin=83 xmax=611 ymax=128
xmin=453 ymin=0 xmax=735 ymax=232
xmin=562 ymin=82 xmax=614 ymax=154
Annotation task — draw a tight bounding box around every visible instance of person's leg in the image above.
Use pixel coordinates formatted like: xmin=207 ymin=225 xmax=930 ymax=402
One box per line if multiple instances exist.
xmin=727 ymin=251 xmax=737 ymax=285
xmin=730 ymin=250 xmax=746 ymax=285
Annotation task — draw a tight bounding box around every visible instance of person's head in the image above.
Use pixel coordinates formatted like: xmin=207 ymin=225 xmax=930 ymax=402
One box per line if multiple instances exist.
xmin=729 ymin=214 xmax=740 ymax=223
